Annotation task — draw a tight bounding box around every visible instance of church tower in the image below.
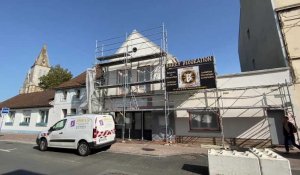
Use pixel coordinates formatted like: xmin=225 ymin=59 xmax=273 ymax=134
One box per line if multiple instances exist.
xmin=20 ymin=45 xmax=51 ymax=94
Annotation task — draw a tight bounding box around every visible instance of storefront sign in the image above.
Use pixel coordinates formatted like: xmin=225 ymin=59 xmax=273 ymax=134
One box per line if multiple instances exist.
xmin=166 ymin=56 xmax=216 ymax=92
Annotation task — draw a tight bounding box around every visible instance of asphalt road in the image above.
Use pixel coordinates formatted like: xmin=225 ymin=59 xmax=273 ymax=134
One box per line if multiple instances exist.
xmin=0 ymin=141 xmax=208 ymax=175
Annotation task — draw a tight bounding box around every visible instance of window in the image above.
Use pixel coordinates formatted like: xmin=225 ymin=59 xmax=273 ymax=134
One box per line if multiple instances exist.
xmin=115 ymin=112 xmax=124 ymax=129
xmin=247 ymin=28 xmax=250 ymax=39
xmin=117 ymin=70 xmax=131 ymax=95
xmin=138 ymin=66 xmax=151 ymax=93
xmin=62 ymin=91 xmax=67 ymax=100
xmin=125 ymin=113 xmax=132 ymax=129
xmin=5 ymin=111 xmax=15 ymax=126
xmin=117 ymin=70 xmax=125 ymax=95
xmin=36 ymin=110 xmax=48 ymax=127
xmin=51 ymin=119 xmax=67 ymax=131
xmin=75 ymin=89 xmax=81 ymax=99
xmin=62 ymin=109 xmax=67 ymax=118
xmin=189 ymin=110 xmax=220 ymax=131
xmin=81 ymin=109 xmax=87 ymax=114
xmin=20 ymin=110 xmax=31 ymax=126
xmin=71 ymin=108 xmax=77 ymax=115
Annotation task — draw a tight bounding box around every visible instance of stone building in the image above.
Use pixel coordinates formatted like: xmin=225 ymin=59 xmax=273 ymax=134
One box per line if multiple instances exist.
xmin=20 ymin=45 xmax=51 ymax=94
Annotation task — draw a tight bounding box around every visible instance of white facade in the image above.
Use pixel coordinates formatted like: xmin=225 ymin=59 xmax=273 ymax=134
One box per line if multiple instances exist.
xmin=1 ymin=107 xmax=54 ymax=133
xmin=173 ymin=68 xmax=291 ymax=141
xmin=52 ymin=88 xmax=87 ymax=119
xmin=1 ymin=87 xmax=88 ymax=133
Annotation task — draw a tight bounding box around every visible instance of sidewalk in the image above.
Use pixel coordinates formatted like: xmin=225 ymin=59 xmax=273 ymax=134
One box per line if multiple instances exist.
xmin=0 ymin=133 xmax=207 ymax=157
xmin=1 ymin=133 xmax=300 ymax=171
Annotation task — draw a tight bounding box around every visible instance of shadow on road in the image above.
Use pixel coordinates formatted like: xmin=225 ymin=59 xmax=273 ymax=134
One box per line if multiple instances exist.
xmin=182 ymin=164 xmax=209 ymax=175
xmin=32 ymin=145 xmax=76 ymax=155
xmin=32 ymin=145 xmax=110 ymax=156
xmin=2 ymin=169 xmax=44 ymax=175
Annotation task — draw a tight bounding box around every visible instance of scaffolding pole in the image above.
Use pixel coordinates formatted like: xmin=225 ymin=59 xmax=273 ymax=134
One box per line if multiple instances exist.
xmin=95 ymin=24 xmax=166 ymax=142
xmin=213 ymin=56 xmax=225 ymax=148
xmin=285 ymin=79 xmax=300 ymax=143
xmin=163 ymin=23 xmax=169 ymax=143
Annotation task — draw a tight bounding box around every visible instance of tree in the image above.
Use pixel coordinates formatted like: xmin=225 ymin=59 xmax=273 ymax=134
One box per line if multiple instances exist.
xmin=39 ymin=65 xmax=73 ymax=89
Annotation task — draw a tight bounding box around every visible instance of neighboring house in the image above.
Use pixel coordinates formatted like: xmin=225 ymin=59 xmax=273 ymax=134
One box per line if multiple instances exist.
xmin=0 ymin=70 xmax=97 ymax=133
xmin=0 ymin=90 xmax=55 ymax=133
xmin=20 ymin=45 xmax=51 ymax=94
xmin=239 ymin=0 xmax=300 ymax=136
xmin=52 ymin=72 xmax=87 ymax=119
xmin=51 ymin=66 xmax=101 ymax=120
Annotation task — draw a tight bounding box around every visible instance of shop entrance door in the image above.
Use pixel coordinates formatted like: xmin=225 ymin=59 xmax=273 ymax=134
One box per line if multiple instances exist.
xmin=115 ymin=112 xmax=152 ymax=140
xmin=129 ymin=112 xmax=152 ymax=140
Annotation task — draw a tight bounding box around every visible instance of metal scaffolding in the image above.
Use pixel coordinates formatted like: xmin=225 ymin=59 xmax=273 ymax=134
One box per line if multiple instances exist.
xmin=93 ymin=24 xmax=171 ymax=142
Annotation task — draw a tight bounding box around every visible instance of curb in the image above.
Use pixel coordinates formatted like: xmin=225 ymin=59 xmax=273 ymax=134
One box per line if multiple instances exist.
xmin=0 ymin=140 xmax=36 ymax=145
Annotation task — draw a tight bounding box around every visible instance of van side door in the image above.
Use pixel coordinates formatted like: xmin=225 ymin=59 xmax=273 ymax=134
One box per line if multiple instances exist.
xmin=48 ymin=119 xmax=67 ymax=147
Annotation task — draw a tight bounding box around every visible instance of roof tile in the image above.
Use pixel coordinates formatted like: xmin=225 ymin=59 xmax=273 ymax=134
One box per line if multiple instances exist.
xmin=0 ymin=90 xmax=55 ymax=109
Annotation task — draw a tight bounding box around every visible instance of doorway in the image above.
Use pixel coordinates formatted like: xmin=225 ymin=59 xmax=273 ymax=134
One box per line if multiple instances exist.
xmin=267 ymin=110 xmax=285 ymax=145
xmin=115 ymin=111 xmax=152 ymax=140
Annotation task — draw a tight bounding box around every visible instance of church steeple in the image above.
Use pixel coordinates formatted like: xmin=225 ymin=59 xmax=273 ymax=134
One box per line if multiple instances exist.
xmin=20 ymin=45 xmax=51 ymax=94
xmin=32 ymin=45 xmax=50 ymax=68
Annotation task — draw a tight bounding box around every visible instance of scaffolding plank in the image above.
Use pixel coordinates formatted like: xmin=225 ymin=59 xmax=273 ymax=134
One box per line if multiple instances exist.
xmin=101 ymin=105 xmax=283 ymax=113
xmin=96 ymin=79 xmax=164 ymax=89
xmin=103 ymin=91 xmax=165 ymax=99
xmin=96 ymin=52 xmax=130 ymax=61
xmin=97 ymin=52 xmax=166 ymax=67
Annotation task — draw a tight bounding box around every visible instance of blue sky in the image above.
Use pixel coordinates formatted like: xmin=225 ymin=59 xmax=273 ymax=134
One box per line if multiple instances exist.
xmin=0 ymin=0 xmax=240 ymax=102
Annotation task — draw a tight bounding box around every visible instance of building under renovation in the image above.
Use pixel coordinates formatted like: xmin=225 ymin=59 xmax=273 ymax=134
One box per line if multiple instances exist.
xmin=86 ymin=25 xmax=296 ymax=147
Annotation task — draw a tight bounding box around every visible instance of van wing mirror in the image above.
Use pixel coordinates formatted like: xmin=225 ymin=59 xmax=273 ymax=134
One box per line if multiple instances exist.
xmin=49 ymin=127 xmax=53 ymax=132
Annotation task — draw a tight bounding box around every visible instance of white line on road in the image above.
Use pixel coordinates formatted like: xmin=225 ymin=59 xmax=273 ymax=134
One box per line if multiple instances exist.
xmin=0 ymin=148 xmax=16 ymax=152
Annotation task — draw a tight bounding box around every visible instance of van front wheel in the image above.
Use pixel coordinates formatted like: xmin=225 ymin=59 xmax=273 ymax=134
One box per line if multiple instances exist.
xmin=77 ymin=141 xmax=90 ymax=156
xmin=39 ymin=138 xmax=48 ymax=151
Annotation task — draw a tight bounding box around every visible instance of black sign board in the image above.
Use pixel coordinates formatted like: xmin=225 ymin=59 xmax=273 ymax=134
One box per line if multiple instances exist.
xmin=165 ymin=56 xmax=216 ymax=92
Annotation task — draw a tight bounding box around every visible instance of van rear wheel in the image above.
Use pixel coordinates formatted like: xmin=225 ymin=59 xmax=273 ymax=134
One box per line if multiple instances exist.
xmin=77 ymin=141 xmax=90 ymax=156
xmin=39 ymin=138 xmax=48 ymax=151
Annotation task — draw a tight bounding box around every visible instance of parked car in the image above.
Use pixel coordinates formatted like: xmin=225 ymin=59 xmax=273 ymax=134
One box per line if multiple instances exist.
xmin=36 ymin=114 xmax=116 ymax=156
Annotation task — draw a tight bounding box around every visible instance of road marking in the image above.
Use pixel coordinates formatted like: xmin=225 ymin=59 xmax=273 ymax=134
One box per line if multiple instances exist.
xmin=0 ymin=148 xmax=16 ymax=152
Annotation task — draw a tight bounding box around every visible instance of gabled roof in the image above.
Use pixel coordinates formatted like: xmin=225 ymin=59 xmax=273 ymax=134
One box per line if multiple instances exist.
xmin=55 ymin=71 xmax=86 ymax=90
xmin=0 ymin=90 xmax=55 ymax=109
xmin=116 ymin=30 xmax=162 ymax=57
xmin=55 ymin=65 xmax=101 ymax=90
xmin=116 ymin=30 xmax=178 ymax=64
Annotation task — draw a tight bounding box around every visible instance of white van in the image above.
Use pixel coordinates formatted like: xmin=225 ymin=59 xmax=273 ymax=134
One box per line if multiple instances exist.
xmin=36 ymin=114 xmax=116 ymax=156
